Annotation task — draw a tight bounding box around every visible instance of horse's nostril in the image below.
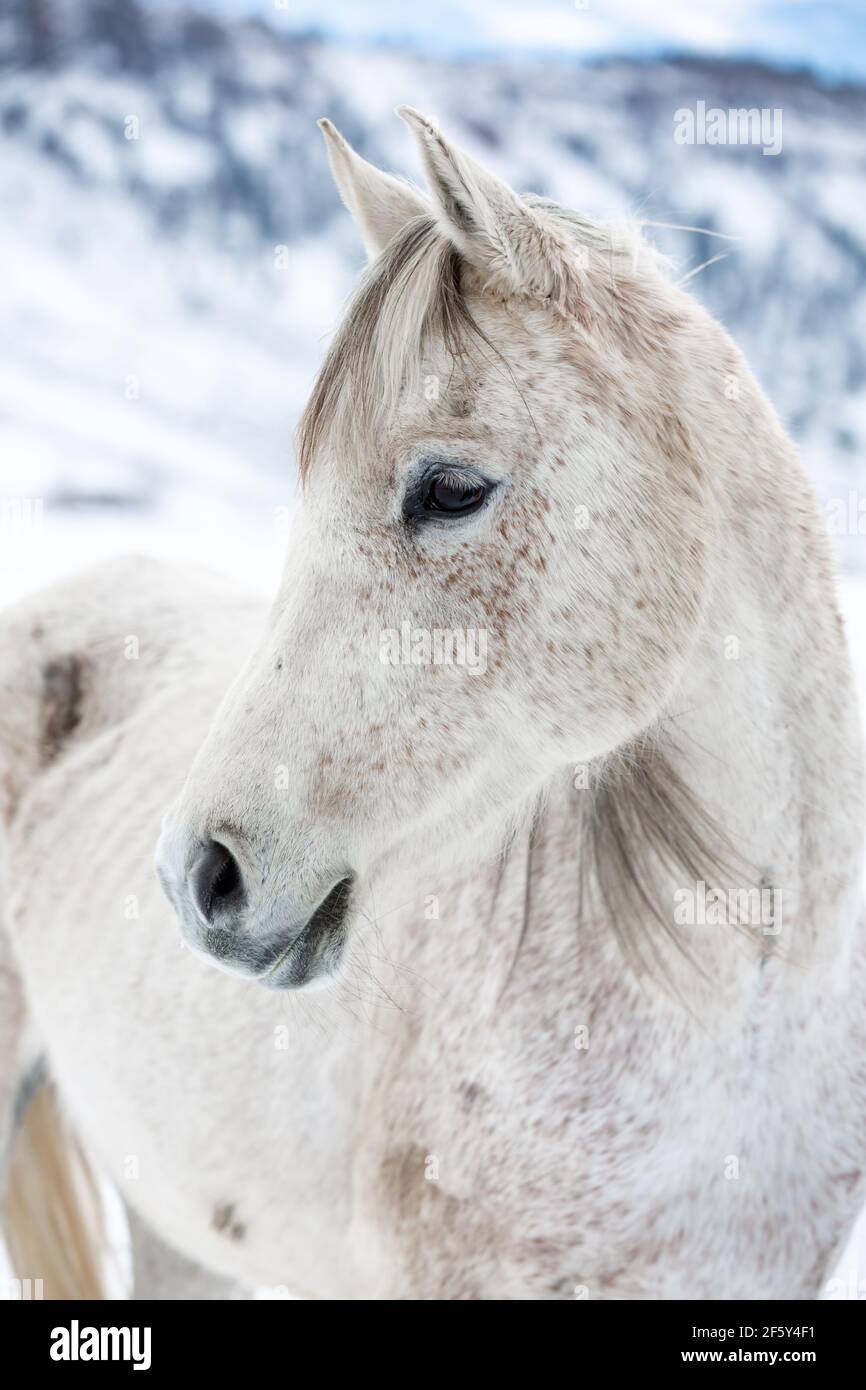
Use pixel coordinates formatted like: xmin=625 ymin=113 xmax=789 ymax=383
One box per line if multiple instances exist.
xmin=189 ymin=840 xmax=244 ymax=925
xmin=211 ymin=851 xmax=241 ymax=901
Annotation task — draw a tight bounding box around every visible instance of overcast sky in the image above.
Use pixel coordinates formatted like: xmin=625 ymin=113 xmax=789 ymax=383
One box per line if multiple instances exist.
xmin=155 ymin=1 xmax=866 ymax=82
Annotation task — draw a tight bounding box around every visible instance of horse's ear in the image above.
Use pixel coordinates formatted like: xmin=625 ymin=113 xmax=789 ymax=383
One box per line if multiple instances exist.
xmin=318 ymin=119 xmax=429 ymax=261
xmin=396 ymin=106 xmax=586 ymax=317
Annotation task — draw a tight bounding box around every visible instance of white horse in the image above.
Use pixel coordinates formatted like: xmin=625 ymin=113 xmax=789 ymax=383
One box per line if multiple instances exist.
xmin=2 ymin=108 xmax=865 ymax=1300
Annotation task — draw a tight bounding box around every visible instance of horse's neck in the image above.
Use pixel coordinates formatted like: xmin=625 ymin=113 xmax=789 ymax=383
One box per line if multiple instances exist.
xmin=677 ymin=403 xmax=862 ymax=959
xmin=573 ymin=395 xmax=865 ymax=993
xmin=512 ymin=407 xmax=857 ymax=996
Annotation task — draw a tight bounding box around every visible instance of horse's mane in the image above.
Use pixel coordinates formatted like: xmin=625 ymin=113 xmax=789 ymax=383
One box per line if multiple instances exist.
xmin=577 ymin=737 xmax=755 ymax=980
xmin=297 ymin=215 xmax=475 ymax=482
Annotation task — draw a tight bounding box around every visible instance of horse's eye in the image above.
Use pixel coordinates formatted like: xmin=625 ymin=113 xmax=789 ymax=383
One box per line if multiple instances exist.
xmin=424 ymin=473 xmax=487 ymax=515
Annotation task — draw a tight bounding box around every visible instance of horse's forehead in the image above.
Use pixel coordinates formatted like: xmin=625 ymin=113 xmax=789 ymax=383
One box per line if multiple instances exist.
xmin=398 ymin=325 xmax=570 ymax=443
xmin=311 ymin=375 xmax=515 ymax=496
xmin=304 ymin=291 xmax=586 ymax=497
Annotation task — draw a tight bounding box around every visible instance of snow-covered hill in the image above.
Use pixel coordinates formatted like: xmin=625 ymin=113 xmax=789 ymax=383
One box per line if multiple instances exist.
xmin=1 ymin=0 xmax=865 ymax=593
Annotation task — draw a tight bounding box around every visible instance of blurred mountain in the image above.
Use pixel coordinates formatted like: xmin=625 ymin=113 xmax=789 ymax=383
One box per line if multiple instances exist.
xmin=1 ymin=0 xmax=865 ymax=567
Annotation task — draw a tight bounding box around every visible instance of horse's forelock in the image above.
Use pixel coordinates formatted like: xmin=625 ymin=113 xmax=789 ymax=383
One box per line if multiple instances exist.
xmin=296 ymin=216 xmax=481 ymax=483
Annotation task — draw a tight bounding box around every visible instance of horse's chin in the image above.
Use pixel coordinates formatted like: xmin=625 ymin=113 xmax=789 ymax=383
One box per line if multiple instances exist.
xmin=254 ymin=875 xmax=354 ymax=992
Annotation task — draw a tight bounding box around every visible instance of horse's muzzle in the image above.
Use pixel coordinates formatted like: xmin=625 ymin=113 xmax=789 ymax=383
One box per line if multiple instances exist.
xmin=154 ymin=827 xmax=354 ymax=989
